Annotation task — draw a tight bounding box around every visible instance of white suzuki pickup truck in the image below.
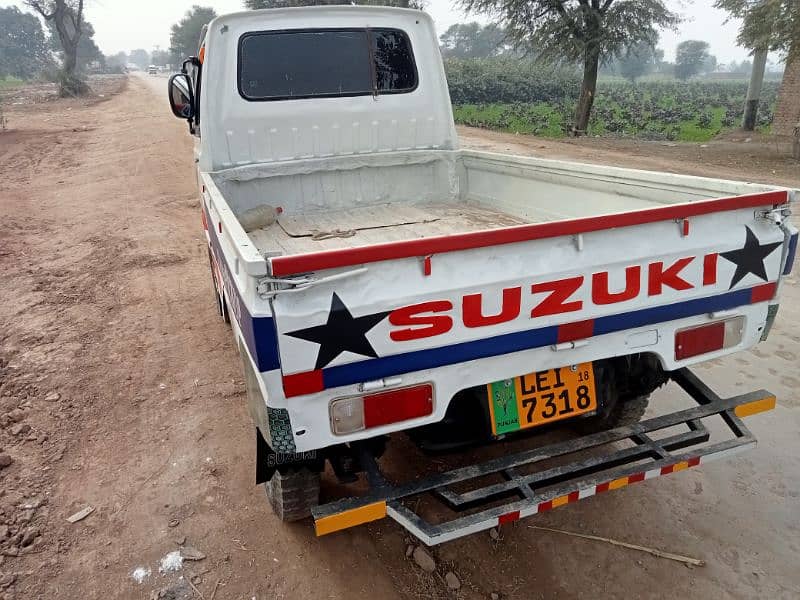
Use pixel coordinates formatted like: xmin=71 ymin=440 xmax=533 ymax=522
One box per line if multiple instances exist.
xmin=168 ymin=6 xmax=798 ymax=544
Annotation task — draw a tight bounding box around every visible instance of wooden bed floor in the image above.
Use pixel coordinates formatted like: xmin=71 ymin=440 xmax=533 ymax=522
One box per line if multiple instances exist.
xmin=248 ymin=202 xmax=532 ymax=255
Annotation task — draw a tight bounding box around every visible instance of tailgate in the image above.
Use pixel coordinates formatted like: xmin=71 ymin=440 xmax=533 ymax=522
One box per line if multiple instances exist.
xmin=267 ymin=190 xmax=794 ymax=397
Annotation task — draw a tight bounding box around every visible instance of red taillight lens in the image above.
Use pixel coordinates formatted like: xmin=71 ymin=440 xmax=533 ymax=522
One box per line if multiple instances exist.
xmin=330 ymin=384 xmax=434 ymax=435
xmin=675 ymin=317 xmax=744 ymax=360
xmin=363 ymin=384 xmax=434 ymax=429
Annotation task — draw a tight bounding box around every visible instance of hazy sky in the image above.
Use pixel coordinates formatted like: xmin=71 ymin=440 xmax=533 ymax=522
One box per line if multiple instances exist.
xmin=6 ymin=0 xmax=754 ymax=65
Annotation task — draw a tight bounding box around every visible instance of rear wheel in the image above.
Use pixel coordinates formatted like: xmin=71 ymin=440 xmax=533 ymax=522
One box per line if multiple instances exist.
xmin=264 ymin=468 xmax=321 ymax=522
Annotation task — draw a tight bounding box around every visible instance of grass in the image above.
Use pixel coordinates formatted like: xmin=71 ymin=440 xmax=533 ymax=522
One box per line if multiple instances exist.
xmin=0 ymin=76 xmax=24 ymax=90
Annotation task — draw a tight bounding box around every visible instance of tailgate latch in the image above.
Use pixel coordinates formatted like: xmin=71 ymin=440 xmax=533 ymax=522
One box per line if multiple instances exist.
xmin=257 ymin=267 xmax=368 ymax=299
xmin=757 ymin=206 xmax=791 ymax=226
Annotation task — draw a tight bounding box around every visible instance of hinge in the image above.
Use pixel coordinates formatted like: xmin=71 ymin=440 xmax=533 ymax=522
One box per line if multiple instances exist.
xmin=257 ymin=267 xmax=368 ymax=299
xmin=756 ymin=206 xmax=791 ymax=226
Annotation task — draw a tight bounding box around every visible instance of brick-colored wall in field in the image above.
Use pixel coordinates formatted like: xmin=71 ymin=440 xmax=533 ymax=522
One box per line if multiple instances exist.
xmin=774 ymin=51 xmax=800 ymax=137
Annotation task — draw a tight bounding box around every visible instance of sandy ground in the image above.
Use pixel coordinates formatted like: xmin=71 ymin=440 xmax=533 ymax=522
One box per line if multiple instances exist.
xmin=0 ymin=74 xmax=798 ymax=600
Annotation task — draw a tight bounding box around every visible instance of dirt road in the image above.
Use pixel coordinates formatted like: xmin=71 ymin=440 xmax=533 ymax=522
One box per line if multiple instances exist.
xmin=0 ymin=75 xmax=798 ymax=600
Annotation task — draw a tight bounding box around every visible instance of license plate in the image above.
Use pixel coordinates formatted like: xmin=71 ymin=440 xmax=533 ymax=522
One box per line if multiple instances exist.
xmin=487 ymin=362 xmax=597 ymax=435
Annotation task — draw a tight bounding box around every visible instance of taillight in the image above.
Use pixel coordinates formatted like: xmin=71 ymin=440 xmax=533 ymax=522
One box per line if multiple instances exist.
xmin=675 ymin=316 xmax=744 ymax=360
xmin=330 ymin=384 xmax=434 ymax=435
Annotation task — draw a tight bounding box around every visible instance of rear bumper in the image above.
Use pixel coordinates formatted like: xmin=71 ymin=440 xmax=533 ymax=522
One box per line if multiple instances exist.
xmin=311 ymin=368 xmax=775 ymax=545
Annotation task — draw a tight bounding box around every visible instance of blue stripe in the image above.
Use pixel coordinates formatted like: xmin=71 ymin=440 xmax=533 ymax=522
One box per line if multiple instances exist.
xmin=320 ymin=286 xmax=757 ymax=390
xmin=204 ymin=205 xmax=281 ymax=372
xmin=784 ymin=232 xmax=798 ymax=276
xmin=324 ymin=325 xmax=559 ymax=389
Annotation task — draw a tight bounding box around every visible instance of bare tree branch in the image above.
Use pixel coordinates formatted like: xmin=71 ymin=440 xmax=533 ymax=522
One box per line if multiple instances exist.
xmin=25 ymin=0 xmax=55 ymax=20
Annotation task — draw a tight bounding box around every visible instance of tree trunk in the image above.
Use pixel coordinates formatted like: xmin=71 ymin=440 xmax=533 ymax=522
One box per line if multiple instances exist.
xmin=572 ymin=45 xmax=601 ymax=137
xmin=50 ymin=3 xmax=89 ymax=97
xmin=742 ymin=47 xmax=768 ymax=131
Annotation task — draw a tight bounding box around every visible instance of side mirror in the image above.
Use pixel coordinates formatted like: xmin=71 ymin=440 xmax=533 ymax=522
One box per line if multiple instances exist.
xmin=168 ymin=73 xmax=195 ymax=121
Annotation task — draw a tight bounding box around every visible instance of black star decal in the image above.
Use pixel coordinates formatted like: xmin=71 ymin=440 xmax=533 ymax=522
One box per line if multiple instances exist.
xmin=720 ymin=226 xmax=782 ymax=289
xmin=285 ymin=293 xmax=390 ymax=369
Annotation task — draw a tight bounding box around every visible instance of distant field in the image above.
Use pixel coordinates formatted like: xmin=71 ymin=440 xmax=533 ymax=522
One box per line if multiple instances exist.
xmin=0 ymin=77 xmax=23 ymax=91
xmin=452 ymin=80 xmax=780 ymax=142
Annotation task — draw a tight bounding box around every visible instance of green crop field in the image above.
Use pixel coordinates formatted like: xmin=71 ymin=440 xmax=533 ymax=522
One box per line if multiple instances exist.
xmin=0 ymin=77 xmax=23 ymax=91
xmin=444 ymin=60 xmax=780 ymax=142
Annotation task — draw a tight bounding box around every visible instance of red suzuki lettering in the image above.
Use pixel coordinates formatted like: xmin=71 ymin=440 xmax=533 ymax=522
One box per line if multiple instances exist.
xmin=648 ymin=257 xmax=694 ymax=296
xmin=703 ymin=253 xmax=718 ymax=286
xmin=592 ymin=266 xmax=641 ymax=305
xmin=531 ymin=276 xmax=584 ymax=317
xmin=389 ymin=300 xmax=453 ymax=341
xmin=463 ymin=287 xmax=522 ymax=328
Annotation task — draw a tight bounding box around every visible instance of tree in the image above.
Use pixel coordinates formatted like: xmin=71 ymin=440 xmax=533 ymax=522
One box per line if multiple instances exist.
xmin=715 ymin=1 xmax=800 ymax=132
xmin=0 ymin=7 xmax=52 ymax=79
xmin=440 ymin=22 xmax=508 ymax=58
xmin=151 ymin=49 xmax=172 ymax=67
xmin=170 ymin=6 xmax=217 ymax=65
xmin=25 ymin=0 xmax=88 ymax=96
xmin=244 ymin=0 xmax=422 ymax=8
xmin=674 ymin=40 xmax=711 ymax=80
xmin=459 ymin=1 xmax=679 ymax=136
xmin=714 ymin=0 xmax=799 ymax=56
xmin=105 ymin=51 xmax=127 ymax=73
xmin=129 ymin=49 xmax=150 ymax=69
xmin=47 ymin=19 xmax=103 ymax=72
xmin=617 ymin=41 xmax=660 ymax=82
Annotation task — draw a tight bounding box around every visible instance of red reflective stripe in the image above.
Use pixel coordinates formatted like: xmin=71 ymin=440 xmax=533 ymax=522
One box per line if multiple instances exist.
xmin=498 ymin=510 xmax=520 ymax=524
xmin=567 ymin=490 xmax=580 ymax=503
xmin=750 ymin=282 xmax=777 ymax=303
xmin=423 ymin=255 xmax=432 ymax=276
xmin=628 ymin=472 xmax=646 ymax=484
xmin=557 ymin=319 xmax=594 ymax=343
xmin=283 ymin=370 xmax=324 ymax=397
xmin=687 ymin=456 xmax=701 ymax=467
xmin=269 ymin=191 xmax=788 ymax=276
xmin=596 ymin=482 xmax=610 ymax=493
xmin=537 ymin=500 xmax=553 ymax=512
xmin=660 ymin=465 xmax=675 ymax=475
xmin=682 ymin=218 xmax=690 ymax=237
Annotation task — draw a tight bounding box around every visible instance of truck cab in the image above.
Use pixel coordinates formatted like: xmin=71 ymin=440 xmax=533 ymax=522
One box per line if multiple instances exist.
xmin=167 ymin=7 xmax=797 ymax=544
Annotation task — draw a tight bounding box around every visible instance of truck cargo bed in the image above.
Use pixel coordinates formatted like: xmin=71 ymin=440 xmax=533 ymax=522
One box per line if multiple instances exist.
xmin=248 ymin=201 xmax=531 ymax=255
xmin=207 ymin=149 xmax=786 ymax=264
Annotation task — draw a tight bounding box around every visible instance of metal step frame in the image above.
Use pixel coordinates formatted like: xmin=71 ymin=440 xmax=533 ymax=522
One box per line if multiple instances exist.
xmin=312 ymin=368 xmax=775 ymax=545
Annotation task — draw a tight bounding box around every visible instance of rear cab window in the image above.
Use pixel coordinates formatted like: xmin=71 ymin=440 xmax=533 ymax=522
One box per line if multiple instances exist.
xmin=238 ymin=28 xmax=418 ymax=101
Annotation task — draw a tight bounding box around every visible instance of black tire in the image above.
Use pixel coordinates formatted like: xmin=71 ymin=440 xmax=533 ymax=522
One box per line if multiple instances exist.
xmin=264 ymin=468 xmax=321 ymax=522
xmin=576 ymin=395 xmax=650 ymax=434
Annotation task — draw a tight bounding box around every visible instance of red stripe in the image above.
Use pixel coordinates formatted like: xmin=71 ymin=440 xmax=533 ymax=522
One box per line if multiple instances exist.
xmin=660 ymin=465 xmax=675 ymax=475
xmin=423 ymin=256 xmax=432 ymax=276
xmin=557 ymin=319 xmax=594 ymax=343
xmin=537 ymin=500 xmax=553 ymax=512
xmin=567 ymin=490 xmax=580 ymax=503
xmin=682 ymin=218 xmax=690 ymax=237
xmin=750 ymin=282 xmax=777 ymax=304
xmin=595 ymin=482 xmax=610 ymax=493
xmin=498 ymin=510 xmax=520 ymax=524
xmin=687 ymin=456 xmax=701 ymax=467
xmin=283 ymin=370 xmax=324 ymax=397
xmin=628 ymin=472 xmax=646 ymax=484
xmin=269 ymin=191 xmax=788 ymax=276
